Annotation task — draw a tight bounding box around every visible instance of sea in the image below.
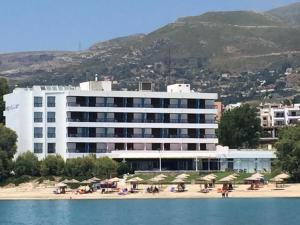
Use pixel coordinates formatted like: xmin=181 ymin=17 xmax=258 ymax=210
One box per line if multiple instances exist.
xmin=0 ymin=198 xmax=300 ymax=225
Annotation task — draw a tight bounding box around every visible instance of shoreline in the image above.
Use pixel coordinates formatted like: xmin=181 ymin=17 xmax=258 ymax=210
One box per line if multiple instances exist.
xmin=1 ymin=183 xmax=300 ymax=200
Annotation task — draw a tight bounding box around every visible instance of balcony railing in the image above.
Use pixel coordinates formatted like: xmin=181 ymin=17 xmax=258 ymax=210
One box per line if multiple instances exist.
xmin=66 ymin=118 xmax=217 ymax=124
xmin=66 ymin=102 xmax=217 ymax=109
xmin=67 ymin=134 xmax=217 ymax=139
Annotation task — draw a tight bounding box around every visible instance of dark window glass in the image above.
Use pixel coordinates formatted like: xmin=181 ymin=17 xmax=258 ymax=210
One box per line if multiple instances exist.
xmin=47 ymin=112 xmax=56 ymax=122
xmin=34 ymin=127 xmax=43 ymax=138
xmin=34 ymin=143 xmax=43 ymax=153
xmin=47 ymin=143 xmax=56 ymax=153
xmin=34 ymin=97 xmax=43 ymax=107
xmin=47 ymin=96 xmax=56 ymax=107
xmin=34 ymin=112 xmax=43 ymax=123
xmin=47 ymin=127 xmax=56 ymax=138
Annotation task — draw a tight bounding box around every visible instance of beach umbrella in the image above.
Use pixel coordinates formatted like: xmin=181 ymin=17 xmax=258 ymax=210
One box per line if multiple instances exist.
xmin=176 ymin=173 xmax=190 ymax=179
xmin=171 ymin=178 xmax=185 ymax=184
xmin=270 ymin=177 xmax=284 ymax=183
xmin=90 ymin=177 xmax=101 ymax=182
xmin=207 ymin=173 xmax=217 ymax=178
xmin=109 ymin=177 xmax=120 ymax=182
xmin=203 ymin=175 xmax=216 ymax=180
xmin=251 ymin=173 xmax=264 ymax=179
xmin=148 ymin=177 xmax=163 ymax=183
xmin=69 ymin=179 xmax=80 ymax=183
xmin=61 ymin=179 xmax=71 ymax=184
xmin=80 ymin=179 xmax=91 ymax=184
xmin=196 ymin=177 xmax=211 ymax=184
xmin=56 ymin=182 xmax=67 ymax=188
xmin=155 ymin=174 xmax=167 ymax=179
xmin=127 ymin=177 xmax=144 ymax=183
xmin=275 ymin=173 xmax=290 ymax=180
xmin=219 ymin=176 xmax=234 ymax=183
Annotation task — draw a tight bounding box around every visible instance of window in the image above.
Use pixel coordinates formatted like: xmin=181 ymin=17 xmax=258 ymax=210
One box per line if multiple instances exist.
xmin=34 ymin=127 xmax=43 ymax=138
xmin=47 ymin=127 xmax=56 ymax=138
xmin=34 ymin=97 xmax=43 ymax=107
xmin=34 ymin=112 xmax=43 ymax=123
xmin=47 ymin=96 xmax=56 ymax=107
xmin=34 ymin=143 xmax=43 ymax=153
xmin=47 ymin=143 xmax=56 ymax=154
xmin=47 ymin=112 xmax=56 ymax=122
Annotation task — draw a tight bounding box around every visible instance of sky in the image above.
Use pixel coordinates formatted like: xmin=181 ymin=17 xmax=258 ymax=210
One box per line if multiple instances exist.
xmin=0 ymin=0 xmax=299 ymax=53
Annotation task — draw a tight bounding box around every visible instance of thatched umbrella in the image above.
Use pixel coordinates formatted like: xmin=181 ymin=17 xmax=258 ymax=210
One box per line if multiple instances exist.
xmin=109 ymin=177 xmax=120 ymax=182
xmin=69 ymin=179 xmax=80 ymax=183
xmin=61 ymin=179 xmax=71 ymax=184
xmin=219 ymin=176 xmax=234 ymax=183
xmin=155 ymin=174 xmax=167 ymax=179
xmin=90 ymin=177 xmax=101 ymax=182
xmin=80 ymin=179 xmax=91 ymax=184
xmin=176 ymin=173 xmax=190 ymax=179
xmin=270 ymin=177 xmax=284 ymax=188
xmin=56 ymin=182 xmax=67 ymax=188
xmin=275 ymin=173 xmax=290 ymax=180
xmin=171 ymin=178 xmax=185 ymax=184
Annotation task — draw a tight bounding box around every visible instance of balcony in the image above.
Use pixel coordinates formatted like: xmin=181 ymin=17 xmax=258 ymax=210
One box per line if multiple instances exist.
xmin=67 ymin=118 xmax=216 ymax=124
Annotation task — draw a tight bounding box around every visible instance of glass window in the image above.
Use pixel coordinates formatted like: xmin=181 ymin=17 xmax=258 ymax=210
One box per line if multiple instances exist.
xmin=34 ymin=112 xmax=43 ymax=123
xmin=47 ymin=96 xmax=56 ymax=107
xmin=34 ymin=143 xmax=43 ymax=153
xmin=34 ymin=96 xmax=43 ymax=107
xmin=47 ymin=143 xmax=56 ymax=154
xmin=47 ymin=127 xmax=56 ymax=138
xmin=34 ymin=127 xmax=43 ymax=138
xmin=47 ymin=112 xmax=56 ymax=122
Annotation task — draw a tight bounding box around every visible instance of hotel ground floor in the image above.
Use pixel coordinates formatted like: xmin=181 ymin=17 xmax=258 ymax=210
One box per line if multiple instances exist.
xmin=115 ymin=158 xmax=272 ymax=173
xmin=66 ymin=148 xmax=276 ymax=173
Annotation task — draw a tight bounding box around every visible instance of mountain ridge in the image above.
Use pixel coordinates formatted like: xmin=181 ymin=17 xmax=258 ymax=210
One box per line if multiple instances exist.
xmin=1 ymin=2 xmax=300 ymax=104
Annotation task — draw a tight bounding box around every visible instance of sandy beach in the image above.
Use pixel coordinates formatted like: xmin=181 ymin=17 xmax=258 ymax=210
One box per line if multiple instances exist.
xmin=1 ymin=182 xmax=300 ymax=200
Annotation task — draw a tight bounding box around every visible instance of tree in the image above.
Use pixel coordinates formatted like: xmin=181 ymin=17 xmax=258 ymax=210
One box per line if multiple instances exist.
xmin=0 ymin=78 xmax=9 ymax=124
xmin=14 ymin=151 xmax=40 ymax=176
xmin=117 ymin=162 xmax=130 ymax=176
xmin=0 ymin=124 xmax=17 ymax=180
xmin=40 ymin=155 xmax=65 ymax=176
xmin=0 ymin=151 xmax=12 ymax=181
xmin=218 ymin=104 xmax=261 ymax=148
xmin=275 ymin=125 xmax=300 ymax=182
xmin=0 ymin=124 xmax=17 ymax=159
xmin=94 ymin=157 xmax=118 ymax=178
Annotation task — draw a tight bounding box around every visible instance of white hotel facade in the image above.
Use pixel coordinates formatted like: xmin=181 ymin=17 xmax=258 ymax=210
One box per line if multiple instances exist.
xmin=4 ymin=80 xmax=275 ymax=172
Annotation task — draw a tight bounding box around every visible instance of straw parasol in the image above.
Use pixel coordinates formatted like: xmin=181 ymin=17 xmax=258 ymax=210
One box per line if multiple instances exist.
xmin=109 ymin=177 xmax=120 ymax=182
xmin=219 ymin=176 xmax=234 ymax=183
xmin=196 ymin=176 xmax=211 ymax=184
xmin=90 ymin=177 xmax=101 ymax=182
xmin=176 ymin=173 xmax=190 ymax=179
xmin=56 ymin=182 xmax=67 ymax=188
xmin=80 ymin=179 xmax=91 ymax=184
xmin=69 ymin=179 xmax=80 ymax=183
xmin=171 ymin=178 xmax=185 ymax=184
xmin=62 ymin=179 xmax=80 ymax=184
xmin=127 ymin=177 xmax=144 ymax=183
xmin=148 ymin=177 xmax=163 ymax=183
xmin=251 ymin=173 xmax=264 ymax=179
xmin=275 ymin=173 xmax=290 ymax=180
xmin=61 ymin=179 xmax=71 ymax=184
xmin=155 ymin=174 xmax=167 ymax=179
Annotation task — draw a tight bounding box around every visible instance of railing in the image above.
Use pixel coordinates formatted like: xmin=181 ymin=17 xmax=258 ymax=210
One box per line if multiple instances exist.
xmin=66 ymin=102 xmax=217 ymax=109
xmin=67 ymin=134 xmax=217 ymax=138
xmin=66 ymin=118 xmax=217 ymax=124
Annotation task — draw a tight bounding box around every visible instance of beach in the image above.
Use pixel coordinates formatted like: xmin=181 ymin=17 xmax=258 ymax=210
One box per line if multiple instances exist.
xmin=1 ymin=182 xmax=300 ymax=200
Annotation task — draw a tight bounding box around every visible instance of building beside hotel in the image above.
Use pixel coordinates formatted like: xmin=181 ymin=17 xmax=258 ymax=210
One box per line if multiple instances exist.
xmin=260 ymin=103 xmax=300 ymax=142
xmin=4 ymin=80 xmax=275 ymax=172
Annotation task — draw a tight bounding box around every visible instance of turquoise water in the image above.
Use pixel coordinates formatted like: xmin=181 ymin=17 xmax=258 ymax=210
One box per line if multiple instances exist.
xmin=0 ymin=199 xmax=300 ymax=225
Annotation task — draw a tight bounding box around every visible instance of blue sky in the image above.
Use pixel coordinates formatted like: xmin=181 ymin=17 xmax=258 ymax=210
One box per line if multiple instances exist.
xmin=0 ymin=0 xmax=299 ymax=53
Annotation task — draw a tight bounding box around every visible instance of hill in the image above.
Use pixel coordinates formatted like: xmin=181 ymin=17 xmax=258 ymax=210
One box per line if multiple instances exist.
xmin=268 ymin=2 xmax=300 ymax=26
xmin=1 ymin=3 xmax=300 ymax=104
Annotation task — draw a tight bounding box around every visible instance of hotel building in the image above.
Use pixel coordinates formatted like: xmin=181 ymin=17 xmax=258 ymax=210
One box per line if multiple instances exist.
xmin=4 ymin=80 xmax=275 ymax=172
